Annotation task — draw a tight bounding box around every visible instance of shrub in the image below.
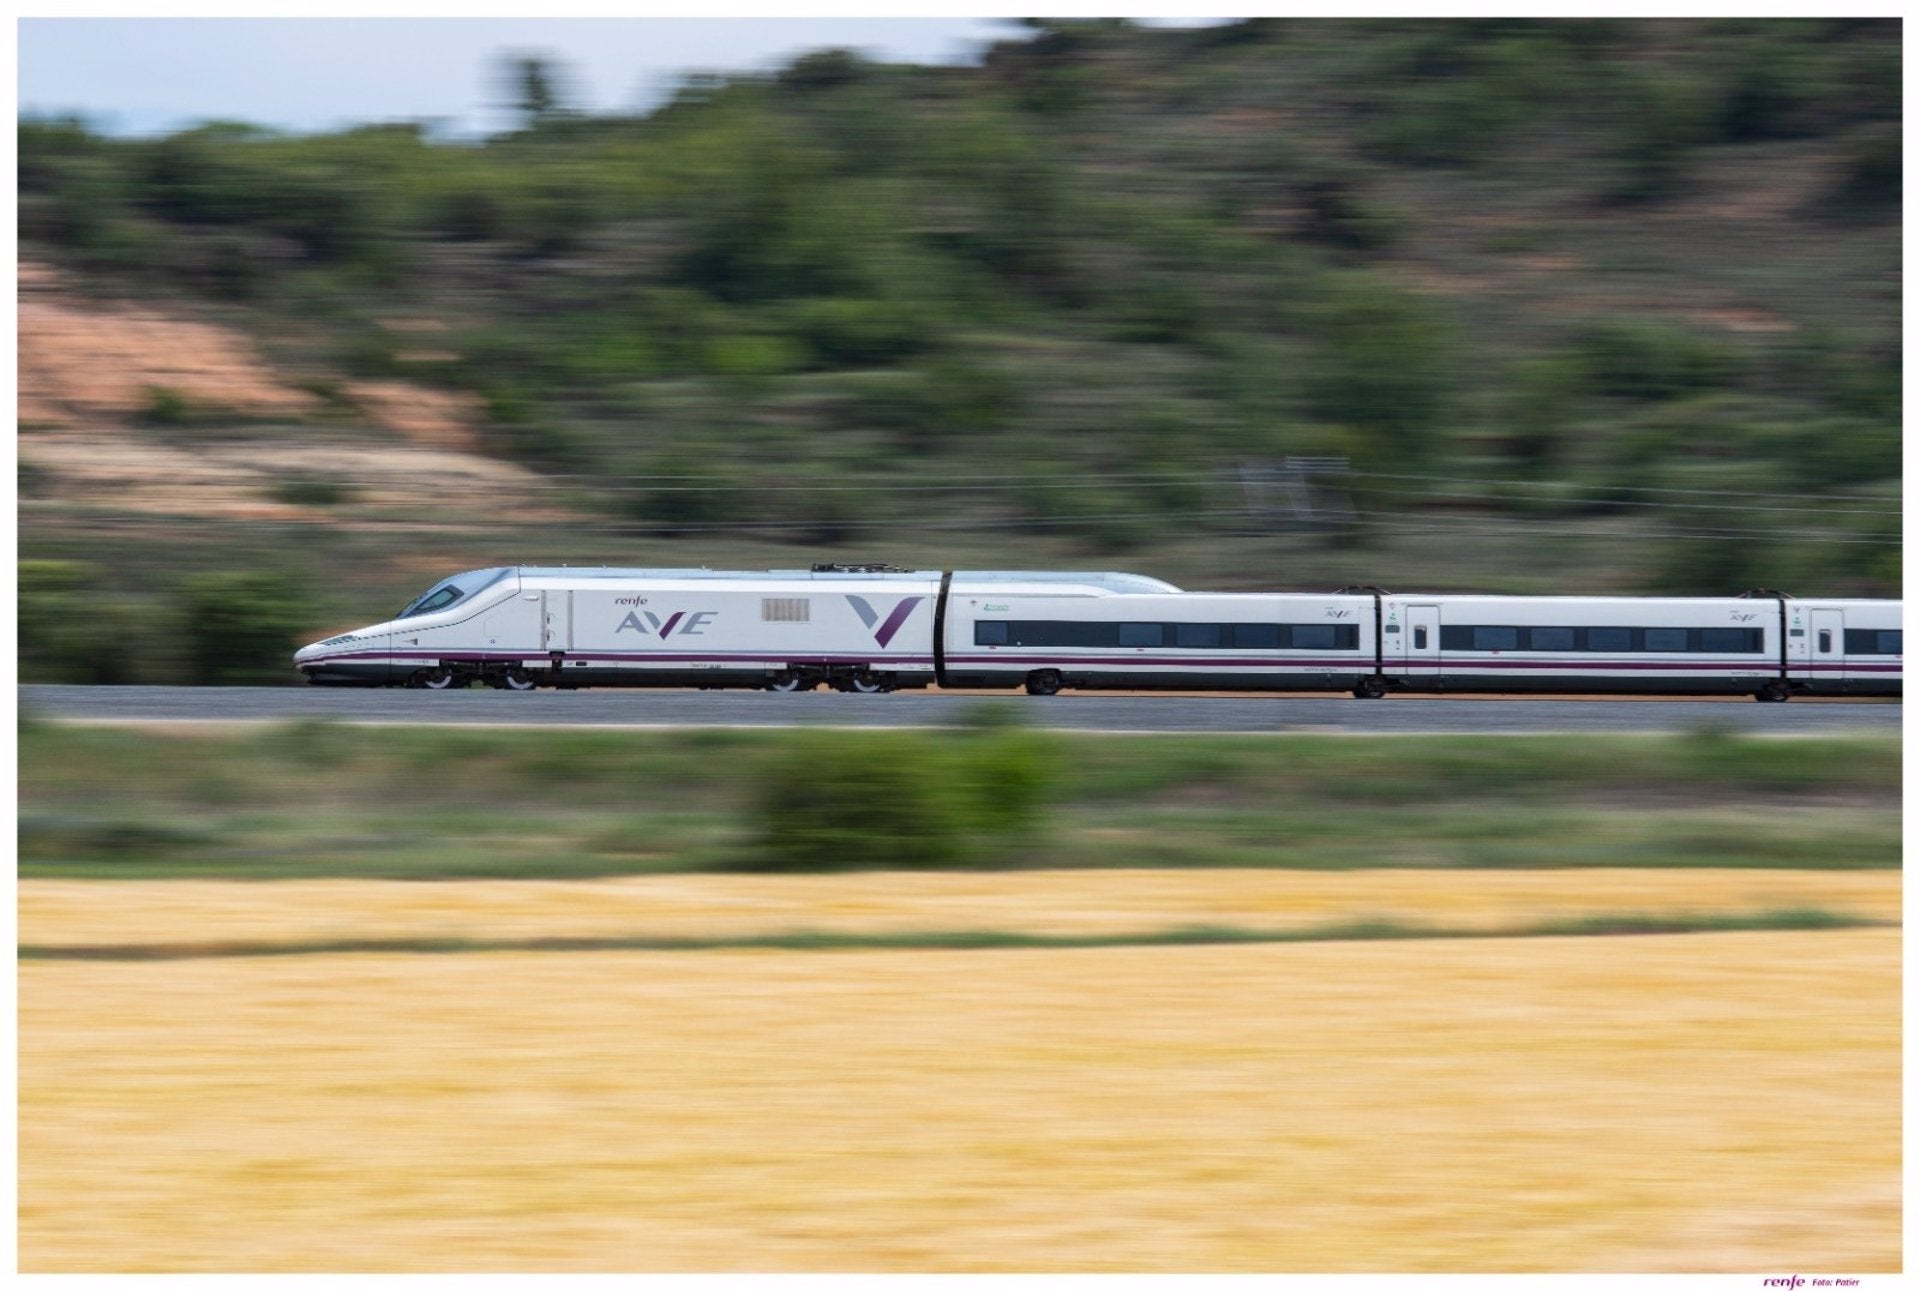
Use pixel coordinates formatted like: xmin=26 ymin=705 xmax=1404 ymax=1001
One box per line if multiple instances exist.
xmin=1295 ymin=175 xmax=1405 ymax=255
xmin=1790 ymin=417 xmax=1899 ymax=488
xmin=1304 ymin=274 xmax=1452 ymax=462
xmin=1716 ymin=36 xmax=1831 ymax=142
xmin=1496 ymin=355 xmax=1583 ymax=475
xmin=1105 ymin=277 xmax=1209 ymax=344
xmin=178 ymin=570 xmax=310 ymax=685
xmin=748 ymin=730 xmax=1056 ymax=870
xmin=1607 ymin=69 xmax=1710 ymax=202
xmin=844 ymin=358 xmax=1021 ymax=453
xmin=1645 ymin=518 xmax=1783 ymax=596
xmin=1019 ymin=479 xmax=1156 ymax=554
xmin=777 ymin=48 xmax=873 ymax=93
xmin=18 ymin=561 xmax=163 ymax=685
xmin=947 ymin=726 xmax=1053 ymax=839
xmin=20 ymin=559 xmax=91 ymax=596
xmin=762 ymin=481 xmax=867 ymax=545
xmin=751 ymin=734 xmax=968 ymax=869
xmin=786 ymin=297 xmax=932 ymax=367
xmin=142 ymin=386 xmax=194 ymax=426
xmin=701 ymin=333 xmax=805 ymax=390
xmin=270 ymin=475 xmax=358 ymax=507
xmin=1574 ymin=320 xmax=1739 ymax=402
xmin=617 ymin=458 xmax=748 ymax=536
xmin=19 ymin=816 xmax=213 ymax=861
xmin=1825 ymin=124 xmax=1900 ymax=217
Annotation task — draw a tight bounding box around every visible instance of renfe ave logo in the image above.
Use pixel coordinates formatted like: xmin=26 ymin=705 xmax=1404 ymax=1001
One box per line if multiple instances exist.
xmin=611 ymin=595 xmax=925 ymax=645
xmin=615 ymin=610 xmax=716 ymax=638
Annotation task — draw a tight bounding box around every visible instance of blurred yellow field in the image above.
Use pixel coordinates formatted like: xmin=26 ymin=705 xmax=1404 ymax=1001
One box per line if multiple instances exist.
xmin=18 ymin=867 xmax=1900 ymax=948
xmin=20 ymin=928 xmax=1898 ymax=1272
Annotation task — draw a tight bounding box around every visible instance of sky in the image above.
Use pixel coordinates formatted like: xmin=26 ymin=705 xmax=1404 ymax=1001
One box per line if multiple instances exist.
xmin=19 ymin=18 xmax=1048 ymax=138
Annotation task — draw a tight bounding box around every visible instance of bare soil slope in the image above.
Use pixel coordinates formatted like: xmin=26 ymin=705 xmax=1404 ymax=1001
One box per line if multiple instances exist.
xmin=18 ymin=260 xmax=560 ymax=523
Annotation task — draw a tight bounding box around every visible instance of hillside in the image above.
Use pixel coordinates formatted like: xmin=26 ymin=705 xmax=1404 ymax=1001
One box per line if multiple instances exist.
xmin=17 ymin=18 xmax=1900 ymax=682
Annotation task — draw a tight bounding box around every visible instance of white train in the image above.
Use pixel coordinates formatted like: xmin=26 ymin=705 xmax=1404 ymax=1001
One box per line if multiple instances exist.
xmin=294 ymin=564 xmax=1902 ymax=701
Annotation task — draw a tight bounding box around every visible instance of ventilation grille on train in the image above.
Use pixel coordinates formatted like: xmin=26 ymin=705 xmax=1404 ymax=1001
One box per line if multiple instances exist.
xmin=762 ymin=597 xmax=811 ymax=622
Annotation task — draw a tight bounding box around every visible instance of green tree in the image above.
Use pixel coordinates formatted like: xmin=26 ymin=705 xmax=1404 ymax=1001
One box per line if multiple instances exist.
xmin=507 ymin=55 xmax=569 ymax=128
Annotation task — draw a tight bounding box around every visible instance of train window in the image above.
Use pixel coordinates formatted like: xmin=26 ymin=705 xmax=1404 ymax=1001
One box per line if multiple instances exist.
xmin=1643 ymin=628 xmax=1689 ymax=652
xmin=1528 ymin=627 xmax=1576 ymax=651
xmin=1009 ymin=621 xmax=1112 ymax=648
xmin=1471 ymin=626 xmax=1519 ymax=651
xmin=974 ymin=621 xmax=1009 ymax=646
xmin=1231 ymin=624 xmax=1280 ymax=649
xmin=1844 ymin=629 xmax=1903 ymax=655
xmin=401 ymin=586 xmax=463 ymax=618
xmin=1413 ymin=626 xmax=1428 ymax=649
xmin=1818 ymin=630 xmax=1832 ymax=653
xmin=1585 ymin=627 xmax=1633 ymax=652
xmin=1699 ymin=628 xmax=1763 ymax=654
xmin=396 ymin=567 xmax=511 ymax=619
xmin=1289 ymin=624 xmax=1359 ymax=650
xmin=1118 ymin=623 xmax=1164 ymax=648
xmin=1175 ymin=623 xmax=1223 ymax=649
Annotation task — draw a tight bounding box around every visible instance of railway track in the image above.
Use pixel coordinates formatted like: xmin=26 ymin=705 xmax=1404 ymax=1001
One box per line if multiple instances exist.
xmin=20 ymin=685 xmax=1901 ymax=735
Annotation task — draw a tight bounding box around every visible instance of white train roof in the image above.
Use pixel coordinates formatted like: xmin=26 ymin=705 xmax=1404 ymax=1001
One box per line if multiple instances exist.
xmin=511 ymin=567 xmax=1181 ymax=594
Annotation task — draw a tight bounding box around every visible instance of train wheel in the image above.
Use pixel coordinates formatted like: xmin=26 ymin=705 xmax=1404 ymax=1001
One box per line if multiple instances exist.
xmin=411 ymin=667 xmax=455 ymax=690
xmin=1755 ymin=680 xmax=1792 ymax=703
xmin=849 ymin=673 xmax=890 ymax=694
xmin=1353 ymin=676 xmax=1388 ymax=699
xmin=766 ymin=673 xmax=805 ymax=693
xmin=501 ymin=669 xmax=536 ymax=691
xmin=1025 ymin=669 xmax=1063 ymax=697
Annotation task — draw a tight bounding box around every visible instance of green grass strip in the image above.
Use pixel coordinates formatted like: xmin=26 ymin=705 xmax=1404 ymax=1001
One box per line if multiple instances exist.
xmin=18 ymin=908 xmax=1886 ymax=963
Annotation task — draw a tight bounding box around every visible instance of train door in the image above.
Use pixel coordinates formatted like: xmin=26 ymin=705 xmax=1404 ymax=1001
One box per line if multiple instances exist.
xmin=1381 ymin=600 xmax=1406 ymax=666
xmin=485 ymin=589 xmax=546 ymax=651
xmin=1405 ymin=604 xmax=1440 ymax=686
xmin=543 ymin=590 xmax=573 ymax=652
xmin=1809 ymin=607 xmax=1845 ymax=689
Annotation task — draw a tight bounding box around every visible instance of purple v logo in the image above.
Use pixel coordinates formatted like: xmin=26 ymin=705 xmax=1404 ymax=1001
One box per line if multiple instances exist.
xmin=846 ymin=595 xmax=924 ymax=647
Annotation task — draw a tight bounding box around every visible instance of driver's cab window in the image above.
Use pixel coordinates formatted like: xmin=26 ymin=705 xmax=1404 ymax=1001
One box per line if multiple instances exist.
xmin=409 ymin=587 xmax=463 ymax=617
xmin=397 ymin=567 xmax=510 ymax=619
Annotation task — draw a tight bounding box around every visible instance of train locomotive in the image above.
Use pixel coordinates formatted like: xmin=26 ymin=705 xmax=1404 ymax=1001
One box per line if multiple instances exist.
xmin=294 ymin=564 xmax=1902 ymax=701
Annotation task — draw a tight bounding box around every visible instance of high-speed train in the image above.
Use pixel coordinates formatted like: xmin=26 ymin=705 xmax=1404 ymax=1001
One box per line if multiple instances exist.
xmin=293 ymin=564 xmax=1902 ymax=701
